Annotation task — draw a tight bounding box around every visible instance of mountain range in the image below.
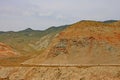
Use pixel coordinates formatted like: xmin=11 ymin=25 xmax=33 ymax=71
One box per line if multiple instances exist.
xmin=0 ymin=25 xmax=69 ymax=65
xmin=0 ymin=20 xmax=120 ymax=80
xmin=0 ymin=20 xmax=120 ymax=65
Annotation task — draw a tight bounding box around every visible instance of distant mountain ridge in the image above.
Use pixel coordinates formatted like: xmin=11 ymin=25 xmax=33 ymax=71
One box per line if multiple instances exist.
xmin=0 ymin=25 xmax=69 ymax=55
xmin=103 ymin=20 xmax=118 ymax=23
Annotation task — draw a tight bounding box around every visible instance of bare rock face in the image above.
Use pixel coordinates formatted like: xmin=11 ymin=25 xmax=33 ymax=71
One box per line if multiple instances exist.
xmin=24 ymin=21 xmax=120 ymax=64
xmin=0 ymin=42 xmax=18 ymax=58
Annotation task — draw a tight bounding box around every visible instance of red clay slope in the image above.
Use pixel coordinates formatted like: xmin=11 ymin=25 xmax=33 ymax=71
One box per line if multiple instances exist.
xmin=0 ymin=42 xmax=18 ymax=58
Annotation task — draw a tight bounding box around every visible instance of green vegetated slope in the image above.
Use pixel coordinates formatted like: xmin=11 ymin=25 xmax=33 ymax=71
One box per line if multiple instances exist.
xmin=103 ymin=20 xmax=118 ymax=24
xmin=0 ymin=25 xmax=68 ymax=55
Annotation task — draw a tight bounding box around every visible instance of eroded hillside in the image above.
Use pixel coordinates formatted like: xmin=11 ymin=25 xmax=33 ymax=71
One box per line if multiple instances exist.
xmin=24 ymin=20 xmax=120 ymax=64
xmin=0 ymin=25 xmax=68 ymax=55
xmin=0 ymin=42 xmax=18 ymax=58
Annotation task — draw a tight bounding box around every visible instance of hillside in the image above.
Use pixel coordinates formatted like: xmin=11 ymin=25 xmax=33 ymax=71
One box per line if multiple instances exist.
xmin=103 ymin=20 xmax=118 ymax=23
xmin=24 ymin=20 xmax=120 ymax=64
xmin=0 ymin=25 xmax=68 ymax=65
xmin=0 ymin=42 xmax=18 ymax=58
xmin=0 ymin=25 xmax=68 ymax=54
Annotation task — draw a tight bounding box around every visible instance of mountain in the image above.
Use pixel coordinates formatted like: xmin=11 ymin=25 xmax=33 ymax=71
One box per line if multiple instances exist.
xmin=0 ymin=25 xmax=68 ymax=54
xmin=1 ymin=20 xmax=120 ymax=80
xmin=0 ymin=31 xmax=5 ymax=34
xmin=24 ymin=20 xmax=120 ymax=64
xmin=103 ymin=20 xmax=118 ymax=23
xmin=0 ymin=20 xmax=120 ymax=65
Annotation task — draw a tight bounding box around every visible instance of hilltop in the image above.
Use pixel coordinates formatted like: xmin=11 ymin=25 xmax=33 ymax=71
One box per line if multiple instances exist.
xmin=0 ymin=25 xmax=68 ymax=55
xmin=0 ymin=20 xmax=120 ymax=65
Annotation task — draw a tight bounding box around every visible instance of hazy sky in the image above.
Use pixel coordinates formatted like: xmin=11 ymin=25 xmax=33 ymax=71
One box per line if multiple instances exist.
xmin=0 ymin=0 xmax=120 ymax=31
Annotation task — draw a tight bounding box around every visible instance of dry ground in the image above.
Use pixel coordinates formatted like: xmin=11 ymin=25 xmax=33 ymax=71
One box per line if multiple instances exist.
xmin=0 ymin=65 xmax=120 ymax=80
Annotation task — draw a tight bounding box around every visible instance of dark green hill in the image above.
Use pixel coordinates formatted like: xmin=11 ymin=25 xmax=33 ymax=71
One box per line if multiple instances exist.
xmin=103 ymin=20 xmax=118 ymax=23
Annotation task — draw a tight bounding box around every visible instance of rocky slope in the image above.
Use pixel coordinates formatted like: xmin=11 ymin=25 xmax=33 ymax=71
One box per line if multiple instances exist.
xmin=0 ymin=42 xmax=18 ymax=58
xmin=24 ymin=20 xmax=120 ymax=64
xmin=0 ymin=25 xmax=68 ymax=65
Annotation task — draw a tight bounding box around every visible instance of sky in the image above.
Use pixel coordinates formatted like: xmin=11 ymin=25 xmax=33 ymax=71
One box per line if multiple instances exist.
xmin=0 ymin=0 xmax=120 ymax=31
